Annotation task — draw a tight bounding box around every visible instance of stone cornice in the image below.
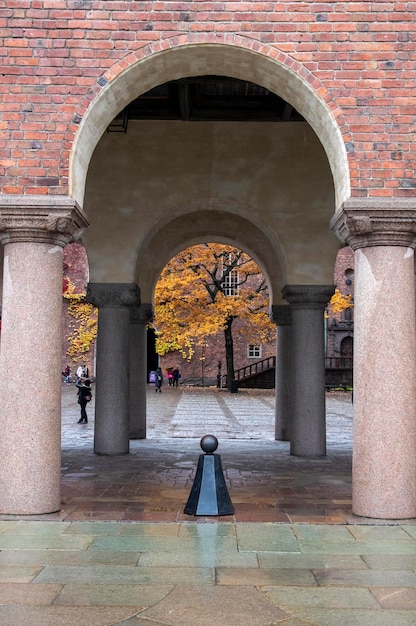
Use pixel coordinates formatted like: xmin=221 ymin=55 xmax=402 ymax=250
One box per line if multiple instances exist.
xmin=86 ymin=283 xmax=140 ymax=308
xmin=0 ymin=195 xmax=89 ymax=245
xmin=130 ymin=303 xmax=154 ymax=324
xmin=282 ymin=285 xmax=335 ymax=309
xmin=330 ymin=198 xmax=416 ymax=250
xmin=270 ymin=304 xmax=292 ymax=326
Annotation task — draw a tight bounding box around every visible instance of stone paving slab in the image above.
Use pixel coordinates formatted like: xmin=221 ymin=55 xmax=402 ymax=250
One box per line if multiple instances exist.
xmin=261 ymin=585 xmax=380 ymax=609
xmin=135 ymin=584 xmax=292 ymax=626
xmin=54 ymin=583 xmax=174 ymax=607
xmin=286 ymin=608 xmax=416 ymax=626
xmin=0 ymin=605 xmax=142 ymax=626
xmin=371 ymin=587 xmax=416 ymax=610
xmin=34 ymin=564 xmax=216 ymax=586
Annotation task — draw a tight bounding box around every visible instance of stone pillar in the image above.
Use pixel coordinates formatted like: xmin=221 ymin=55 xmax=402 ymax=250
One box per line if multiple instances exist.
xmin=0 ymin=195 xmax=88 ymax=514
xmin=87 ymin=283 xmax=140 ymax=455
xmin=331 ymin=198 xmax=416 ymax=519
xmin=282 ymin=285 xmax=335 ymax=457
xmin=271 ymin=305 xmax=292 ymax=441
xmin=130 ymin=303 xmax=153 ymax=439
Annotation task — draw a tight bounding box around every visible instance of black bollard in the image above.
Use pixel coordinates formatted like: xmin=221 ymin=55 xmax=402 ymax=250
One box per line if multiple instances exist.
xmin=184 ymin=435 xmax=234 ymax=516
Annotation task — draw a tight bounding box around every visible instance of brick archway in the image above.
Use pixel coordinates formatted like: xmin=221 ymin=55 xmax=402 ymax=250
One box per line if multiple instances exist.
xmin=70 ymin=37 xmax=351 ymax=210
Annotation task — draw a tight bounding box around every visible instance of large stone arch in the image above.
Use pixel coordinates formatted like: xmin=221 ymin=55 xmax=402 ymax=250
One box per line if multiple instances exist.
xmin=70 ymin=38 xmax=350 ymax=211
xmin=135 ymin=204 xmax=286 ymax=304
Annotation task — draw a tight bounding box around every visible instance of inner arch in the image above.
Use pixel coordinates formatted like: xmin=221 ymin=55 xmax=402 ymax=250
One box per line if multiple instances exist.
xmin=135 ymin=209 xmax=285 ymax=304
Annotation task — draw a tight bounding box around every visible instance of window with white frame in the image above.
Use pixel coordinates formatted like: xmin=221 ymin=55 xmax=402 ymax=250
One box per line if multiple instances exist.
xmin=247 ymin=344 xmax=262 ymax=358
xmin=222 ymin=267 xmax=239 ymax=296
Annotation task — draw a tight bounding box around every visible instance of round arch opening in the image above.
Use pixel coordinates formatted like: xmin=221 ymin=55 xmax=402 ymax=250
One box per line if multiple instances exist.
xmin=150 ymin=241 xmax=277 ymax=390
xmin=70 ymin=42 xmax=349 ymax=210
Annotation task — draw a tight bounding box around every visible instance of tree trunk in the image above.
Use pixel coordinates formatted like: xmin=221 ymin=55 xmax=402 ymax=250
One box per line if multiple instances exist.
xmin=224 ymin=317 xmax=235 ymax=391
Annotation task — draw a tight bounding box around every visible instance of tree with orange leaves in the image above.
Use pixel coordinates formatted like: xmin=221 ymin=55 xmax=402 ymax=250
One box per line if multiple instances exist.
xmin=154 ymin=244 xmax=275 ymax=390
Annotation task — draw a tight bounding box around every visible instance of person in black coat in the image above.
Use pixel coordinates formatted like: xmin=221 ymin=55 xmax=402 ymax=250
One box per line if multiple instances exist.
xmin=155 ymin=367 xmax=163 ymax=392
xmin=172 ymin=367 xmax=180 ymax=387
xmin=76 ymin=378 xmax=92 ymax=424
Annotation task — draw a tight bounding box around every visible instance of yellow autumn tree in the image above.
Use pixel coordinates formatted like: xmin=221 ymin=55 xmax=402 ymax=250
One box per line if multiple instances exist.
xmin=63 ymin=277 xmax=98 ymax=363
xmin=154 ymin=244 xmax=275 ymax=390
xmin=327 ymin=289 xmax=354 ymax=315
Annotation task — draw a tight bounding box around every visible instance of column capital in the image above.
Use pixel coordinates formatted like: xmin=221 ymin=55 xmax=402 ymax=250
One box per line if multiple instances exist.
xmin=130 ymin=303 xmax=154 ymax=324
xmin=86 ymin=283 xmax=140 ymax=308
xmin=270 ymin=304 xmax=292 ymax=326
xmin=330 ymin=198 xmax=416 ymax=250
xmin=282 ymin=285 xmax=335 ymax=310
xmin=0 ymin=195 xmax=89 ymax=246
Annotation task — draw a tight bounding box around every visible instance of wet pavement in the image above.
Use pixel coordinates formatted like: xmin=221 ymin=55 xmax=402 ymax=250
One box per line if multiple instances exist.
xmin=57 ymin=385 xmax=354 ymax=524
xmin=0 ymin=385 xmax=415 ymax=625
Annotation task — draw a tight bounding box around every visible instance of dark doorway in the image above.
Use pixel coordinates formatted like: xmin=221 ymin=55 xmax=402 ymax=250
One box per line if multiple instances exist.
xmin=147 ymin=327 xmax=158 ymax=379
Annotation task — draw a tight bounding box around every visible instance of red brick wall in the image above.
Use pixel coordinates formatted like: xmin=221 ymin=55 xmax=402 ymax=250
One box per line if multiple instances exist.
xmin=333 ymin=246 xmax=354 ymax=298
xmin=161 ymin=318 xmax=277 ymax=386
xmin=2 ymin=2 xmax=415 ymax=198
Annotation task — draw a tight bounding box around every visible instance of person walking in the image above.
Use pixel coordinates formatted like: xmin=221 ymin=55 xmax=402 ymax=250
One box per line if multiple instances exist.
xmin=76 ymin=378 xmax=92 ymax=424
xmin=62 ymin=365 xmax=71 ymax=384
xmin=172 ymin=367 xmax=180 ymax=387
xmin=155 ymin=367 xmax=163 ymax=393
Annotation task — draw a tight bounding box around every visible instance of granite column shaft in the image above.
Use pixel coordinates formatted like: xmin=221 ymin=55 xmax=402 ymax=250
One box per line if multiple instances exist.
xmin=130 ymin=304 xmax=153 ymax=439
xmin=0 ymin=196 xmax=88 ymax=514
xmin=331 ymin=199 xmax=416 ymax=518
xmin=282 ymin=285 xmax=335 ymax=457
xmin=87 ymin=283 xmax=140 ymax=455
xmin=271 ymin=305 xmax=292 ymax=441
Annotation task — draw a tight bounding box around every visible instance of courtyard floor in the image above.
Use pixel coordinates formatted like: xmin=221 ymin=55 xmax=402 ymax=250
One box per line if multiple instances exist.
xmin=0 ymin=385 xmax=415 ymax=625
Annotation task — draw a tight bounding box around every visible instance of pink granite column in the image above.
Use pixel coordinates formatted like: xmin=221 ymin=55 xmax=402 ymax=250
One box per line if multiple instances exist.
xmin=331 ymin=199 xmax=416 ymax=519
xmin=0 ymin=196 xmax=88 ymax=514
xmin=271 ymin=305 xmax=292 ymax=441
xmin=129 ymin=304 xmax=153 ymax=439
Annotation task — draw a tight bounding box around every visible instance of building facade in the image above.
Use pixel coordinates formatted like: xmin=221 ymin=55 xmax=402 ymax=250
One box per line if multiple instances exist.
xmin=1 ymin=2 xmax=415 ymax=520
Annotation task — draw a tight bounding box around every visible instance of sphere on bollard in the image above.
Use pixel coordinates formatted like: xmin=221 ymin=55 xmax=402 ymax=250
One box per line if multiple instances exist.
xmin=184 ymin=433 xmax=234 ymax=516
xmin=200 ymin=434 xmax=218 ymax=454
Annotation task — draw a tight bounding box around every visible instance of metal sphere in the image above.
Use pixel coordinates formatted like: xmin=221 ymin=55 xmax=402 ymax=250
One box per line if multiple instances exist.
xmin=200 ymin=434 xmax=218 ymax=454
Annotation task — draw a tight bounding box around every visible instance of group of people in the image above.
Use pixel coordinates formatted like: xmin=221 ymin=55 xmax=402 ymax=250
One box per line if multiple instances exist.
xmin=154 ymin=366 xmax=180 ymax=392
xmin=62 ymin=364 xmax=89 ymax=385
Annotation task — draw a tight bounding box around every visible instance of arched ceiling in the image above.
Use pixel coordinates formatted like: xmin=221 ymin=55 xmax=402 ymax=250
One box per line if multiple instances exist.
xmin=82 ymin=115 xmax=339 ymax=290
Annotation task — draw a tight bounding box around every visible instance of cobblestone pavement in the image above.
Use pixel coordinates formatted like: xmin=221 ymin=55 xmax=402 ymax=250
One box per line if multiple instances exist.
xmin=1 ymin=386 xmax=415 ymax=625
xmin=63 ymin=384 xmax=353 ymax=444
